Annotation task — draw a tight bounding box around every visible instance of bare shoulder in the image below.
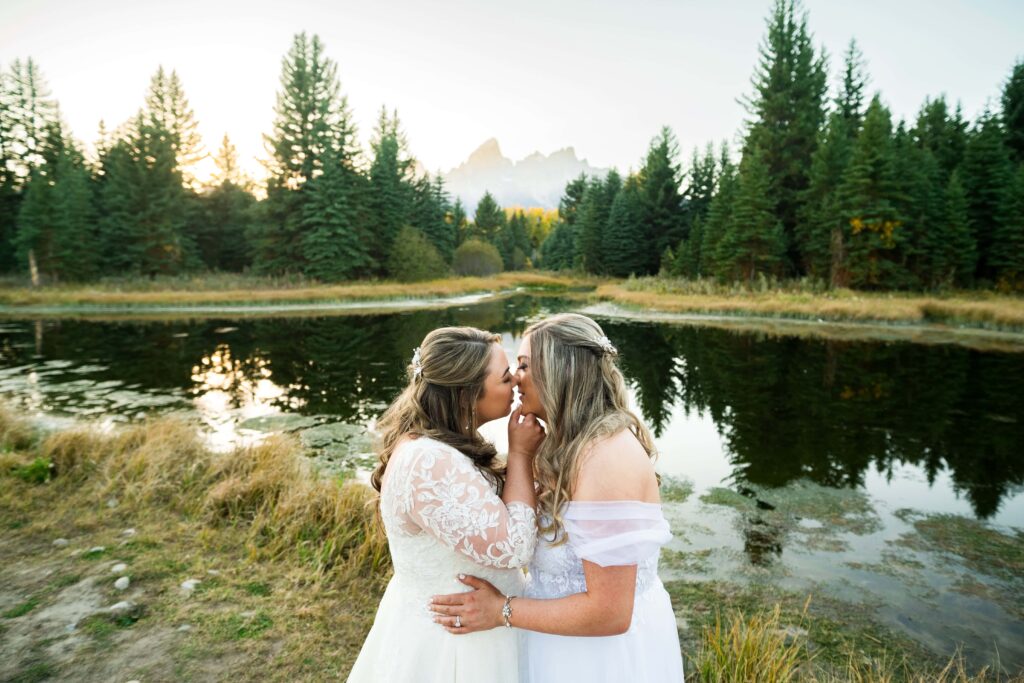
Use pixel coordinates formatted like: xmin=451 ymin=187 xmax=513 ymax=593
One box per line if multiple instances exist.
xmin=574 ymin=429 xmax=659 ymax=502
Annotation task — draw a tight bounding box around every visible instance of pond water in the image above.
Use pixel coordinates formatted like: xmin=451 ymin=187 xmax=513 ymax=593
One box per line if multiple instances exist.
xmin=1 ymin=294 xmax=1022 ymax=670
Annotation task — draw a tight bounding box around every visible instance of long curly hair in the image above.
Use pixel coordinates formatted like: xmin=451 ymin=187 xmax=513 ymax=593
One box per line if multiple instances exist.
xmin=525 ymin=313 xmax=656 ymax=544
xmin=371 ymin=326 xmax=505 ymax=506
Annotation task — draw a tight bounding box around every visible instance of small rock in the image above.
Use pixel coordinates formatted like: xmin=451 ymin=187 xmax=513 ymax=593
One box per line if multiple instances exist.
xmin=107 ymin=600 xmax=138 ymax=617
xmin=106 ymin=497 xmax=118 ymax=509
xmin=206 ymin=569 xmax=220 ymax=576
xmin=87 ymin=546 xmax=106 ymax=555
xmin=239 ymin=610 xmax=255 ymax=618
xmin=176 ymin=624 xmax=192 ymax=632
xmin=121 ymin=528 xmax=136 ymax=537
xmin=111 ymin=563 xmax=128 ymax=574
xmin=52 ymin=538 xmax=70 ymax=548
xmin=70 ymin=549 xmax=82 ymax=557
xmin=114 ymin=576 xmax=130 ymax=591
xmin=126 ymin=680 xmax=141 ymax=683
xmin=180 ymin=579 xmax=201 ymax=593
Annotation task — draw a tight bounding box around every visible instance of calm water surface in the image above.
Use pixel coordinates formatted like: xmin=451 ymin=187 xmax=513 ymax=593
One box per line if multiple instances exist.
xmin=1 ymin=295 xmax=1022 ymax=669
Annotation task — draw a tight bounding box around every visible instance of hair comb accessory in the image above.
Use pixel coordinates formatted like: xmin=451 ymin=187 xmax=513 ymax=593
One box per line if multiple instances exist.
xmin=597 ymin=336 xmax=618 ymax=355
xmin=412 ymin=347 xmax=423 ymax=377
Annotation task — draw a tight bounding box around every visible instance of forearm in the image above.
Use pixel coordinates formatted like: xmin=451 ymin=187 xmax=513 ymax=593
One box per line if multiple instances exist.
xmin=509 ymin=592 xmax=632 ymax=637
xmin=501 ymin=455 xmax=535 ymax=508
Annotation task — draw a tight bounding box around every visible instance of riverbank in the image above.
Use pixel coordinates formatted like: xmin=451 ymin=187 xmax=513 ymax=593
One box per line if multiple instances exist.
xmin=2 ymin=273 xmax=1023 ymax=336
xmin=2 ymin=407 xmax=1018 ymax=682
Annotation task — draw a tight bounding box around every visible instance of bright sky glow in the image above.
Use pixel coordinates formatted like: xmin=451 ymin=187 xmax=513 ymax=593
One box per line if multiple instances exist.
xmin=2 ymin=0 xmax=1022 ymax=185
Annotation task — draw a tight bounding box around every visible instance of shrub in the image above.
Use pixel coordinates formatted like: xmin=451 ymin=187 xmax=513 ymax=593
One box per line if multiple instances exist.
xmin=453 ymin=239 xmax=503 ymax=277
xmin=387 ymin=226 xmax=450 ymax=283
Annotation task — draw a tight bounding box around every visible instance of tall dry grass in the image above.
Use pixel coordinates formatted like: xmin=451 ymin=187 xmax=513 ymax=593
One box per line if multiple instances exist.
xmin=603 ymin=277 xmax=1024 ymax=331
xmin=0 ymin=271 xmax=589 ymax=307
xmin=692 ymin=604 xmax=1022 ymax=683
xmin=5 ymin=409 xmax=389 ymax=583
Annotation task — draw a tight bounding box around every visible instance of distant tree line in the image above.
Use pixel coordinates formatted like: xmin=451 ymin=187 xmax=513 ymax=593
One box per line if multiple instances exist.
xmin=541 ymin=1 xmax=1024 ymax=290
xmin=0 ymin=34 xmax=559 ymax=284
xmin=2 ymin=2 xmax=1023 ymax=290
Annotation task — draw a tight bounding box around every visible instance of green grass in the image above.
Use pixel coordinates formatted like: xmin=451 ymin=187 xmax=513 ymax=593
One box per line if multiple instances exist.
xmin=2 ymin=597 xmax=40 ymax=619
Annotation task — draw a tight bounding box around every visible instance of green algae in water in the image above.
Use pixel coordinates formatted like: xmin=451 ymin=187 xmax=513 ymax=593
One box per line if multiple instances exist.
xmin=659 ymin=474 xmax=695 ymax=503
xmin=893 ymin=510 xmax=1024 ymax=584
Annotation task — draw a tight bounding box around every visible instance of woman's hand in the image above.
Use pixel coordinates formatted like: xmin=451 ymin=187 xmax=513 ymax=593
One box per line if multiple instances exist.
xmin=508 ymin=406 xmax=545 ymax=460
xmin=430 ymin=574 xmax=506 ymax=634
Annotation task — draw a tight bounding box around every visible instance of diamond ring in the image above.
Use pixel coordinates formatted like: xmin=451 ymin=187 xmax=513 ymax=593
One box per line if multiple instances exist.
xmin=455 ymin=615 xmax=461 ymax=628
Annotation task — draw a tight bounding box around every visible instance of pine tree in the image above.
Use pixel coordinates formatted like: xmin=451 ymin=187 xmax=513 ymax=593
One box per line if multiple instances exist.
xmin=97 ymin=113 xmax=190 ymax=276
xmin=301 ymin=146 xmax=375 ymax=281
xmin=558 ymin=174 xmax=588 ymax=229
xmin=539 ymin=221 xmax=576 ymax=270
xmin=195 ymin=134 xmax=254 ymax=271
xmin=639 ymin=126 xmax=684 ymax=269
xmin=1002 ymin=59 xmax=1024 ymax=165
xmin=0 ymin=63 xmax=20 ymax=272
xmin=835 ymin=40 xmax=868 ymax=129
xmin=602 ymin=175 xmax=648 ymax=277
xmin=938 ymin=171 xmax=977 ymax=287
xmin=682 ymin=143 xmax=716 ymax=235
xmin=410 ymin=174 xmax=455 ymax=262
xmin=701 ymin=145 xmax=737 ymax=278
xmin=962 ymin=110 xmax=1013 ymax=281
xmin=741 ymin=0 xmax=828 ymax=274
xmin=368 ymin=108 xmax=414 ymax=273
xmin=258 ymin=33 xmax=358 ymax=274
xmin=14 ymin=119 xmax=98 ymax=281
xmin=1 ymin=59 xmax=59 ymax=274
xmin=676 ymin=214 xmax=704 ymax=277
xmin=450 ymin=197 xmax=469 ymax=246
xmin=836 ymin=96 xmax=903 ymax=288
xmin=470 ymin=191 xmax=505 ymax=244
xmin=717 ymin=147 xmax=786 ymax=282
xmin=578 ymin=170 xmax=621 ymax=274
xmin=897 ymin=140 xmax=945 ymax=287
xmin=797 ymin=111 xmax=856 ymax=280
xmin=990 ymin=164 xmax=1024 ymax=288
xmin=912 ymin=96 xmax=968 ymax=180
xmin=145 ymin=66 xmax=205 ymax=188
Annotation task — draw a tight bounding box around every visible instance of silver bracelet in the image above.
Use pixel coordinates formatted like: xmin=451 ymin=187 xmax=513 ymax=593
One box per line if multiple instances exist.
xmin=502 ymin=595 xmax=515 ymax=628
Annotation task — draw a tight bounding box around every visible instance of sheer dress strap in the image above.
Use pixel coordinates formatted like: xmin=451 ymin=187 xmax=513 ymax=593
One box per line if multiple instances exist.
xmin=562 ymin=500 xmax=671 ymax=567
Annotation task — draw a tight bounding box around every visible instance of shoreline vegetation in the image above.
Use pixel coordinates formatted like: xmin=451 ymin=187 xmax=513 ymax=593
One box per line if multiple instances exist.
xmin=1 ymin=406 xmax=1021 ymax=682
xmin=2 ymin=273 xmax=1024 ymax=336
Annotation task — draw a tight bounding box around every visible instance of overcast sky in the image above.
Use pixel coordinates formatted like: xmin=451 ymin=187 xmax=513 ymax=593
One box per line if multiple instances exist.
xmin=2 ymin=0 xmax=1022 ymax=182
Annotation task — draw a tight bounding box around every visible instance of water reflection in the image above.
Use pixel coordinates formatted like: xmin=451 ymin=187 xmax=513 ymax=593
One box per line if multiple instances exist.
xmin=609 ymin=320 xmax=1024 ymax=520
xmin=1 ymin=296 xmax=1022 ymax=520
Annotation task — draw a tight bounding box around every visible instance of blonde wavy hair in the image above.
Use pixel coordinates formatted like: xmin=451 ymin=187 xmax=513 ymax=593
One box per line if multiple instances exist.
xmin=371 ymin=326 xmax=505 ymax=507
xmin=525 ymin=313 xmax=656 ymax=543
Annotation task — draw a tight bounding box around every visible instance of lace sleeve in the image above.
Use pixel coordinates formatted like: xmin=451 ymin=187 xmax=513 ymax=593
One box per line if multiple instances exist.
xmin=401 ymin=440 xmax=537 ymax=568
xmin=563 ymin=501 xmax=672 ymax=567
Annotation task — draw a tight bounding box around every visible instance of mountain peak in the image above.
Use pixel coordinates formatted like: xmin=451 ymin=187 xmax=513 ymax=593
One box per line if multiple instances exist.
xmin=467 ymin=138 xmax=505 ymax=165
xmin=444 ymin=140 xmax=606 ymax=211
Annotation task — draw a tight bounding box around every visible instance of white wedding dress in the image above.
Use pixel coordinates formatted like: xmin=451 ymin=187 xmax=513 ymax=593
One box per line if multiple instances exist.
xmin=520 ymin=501 xmax=684 ymax=683
xmin=348 ymin=436 xmax=537 ymax=683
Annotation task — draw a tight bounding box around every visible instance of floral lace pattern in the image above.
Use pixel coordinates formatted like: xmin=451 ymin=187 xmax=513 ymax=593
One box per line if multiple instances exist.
xmin=526 ymin=513 xmax=663 ymax=601
xmin=383 ymin=437 xmax=537 ymax=569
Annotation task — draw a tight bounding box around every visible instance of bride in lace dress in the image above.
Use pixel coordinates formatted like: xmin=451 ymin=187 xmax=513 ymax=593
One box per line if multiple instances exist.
xmin=347 ymin=326 xmax=546 ymax=683
xmin=430 ymin=314 xmax=685 ymax=682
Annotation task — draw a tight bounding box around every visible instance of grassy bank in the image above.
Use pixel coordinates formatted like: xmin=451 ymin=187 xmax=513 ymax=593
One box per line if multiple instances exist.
xmin=3 ymin=272 xmax=1023 ymax=335
xmin=1 ymin=407 xmax=1021 ymax=681
xmin=0 ymin=272 xmax=591 ymax=308
xmin=600 ymin=277 xmax=1024 ymax=333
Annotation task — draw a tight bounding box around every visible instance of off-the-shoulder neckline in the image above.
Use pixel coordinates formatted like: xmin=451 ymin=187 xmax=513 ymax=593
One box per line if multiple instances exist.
xmin=567 ymin=500 xmax=663 ymax=506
